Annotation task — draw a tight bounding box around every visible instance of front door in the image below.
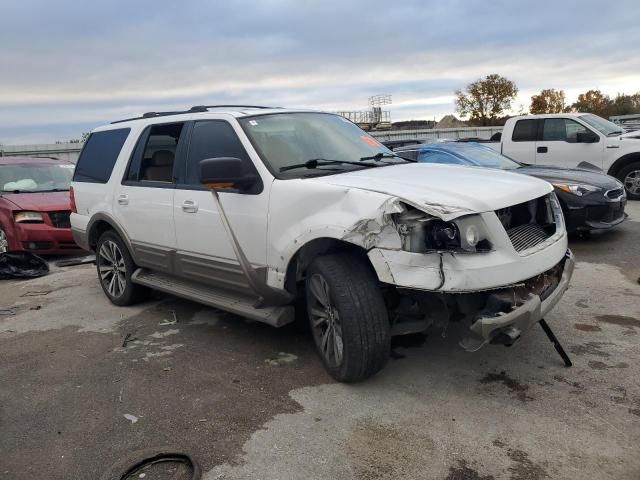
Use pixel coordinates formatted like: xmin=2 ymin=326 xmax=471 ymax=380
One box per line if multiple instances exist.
xmin=535 ymin=118 xmax=604 ymax=169
xmin=112 ymin=122 xmax=187 ymax=271
xmin=173 ymin=119 xmax=270 ymax=294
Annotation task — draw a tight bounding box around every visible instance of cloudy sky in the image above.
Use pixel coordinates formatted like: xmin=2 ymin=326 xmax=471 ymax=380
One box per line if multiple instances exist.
xmin=1 ymin=0 xmax=639 ymax=144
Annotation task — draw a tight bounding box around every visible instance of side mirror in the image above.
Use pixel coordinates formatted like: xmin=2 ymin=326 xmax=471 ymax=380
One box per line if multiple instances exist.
xmin=199 ymin=157 xmax=257 ymax=191
xmin=575 ymin=131 xmax=599 ymax=143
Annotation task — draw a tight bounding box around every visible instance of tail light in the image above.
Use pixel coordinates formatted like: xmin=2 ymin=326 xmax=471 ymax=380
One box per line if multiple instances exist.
xmin=70 ymin=186 xmax=77 ymax=213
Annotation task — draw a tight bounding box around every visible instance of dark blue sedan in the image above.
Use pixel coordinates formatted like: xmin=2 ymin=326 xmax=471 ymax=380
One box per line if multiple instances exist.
xmin=393 ymin=141 xmax=626 ymax=233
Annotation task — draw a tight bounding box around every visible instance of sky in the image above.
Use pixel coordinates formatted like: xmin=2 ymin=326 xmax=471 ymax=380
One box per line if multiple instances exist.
xmin=1 ymin=0 xmax=639 ymax=145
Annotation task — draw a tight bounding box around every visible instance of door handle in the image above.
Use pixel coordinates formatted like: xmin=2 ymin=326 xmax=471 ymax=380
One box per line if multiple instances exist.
xmin=182 ymin=200 xmax=199 ymax=213
xmin=117 ymin=194 xmax=129 ymax=205
xmin=537 ymin=146 xmax=548 ymax=153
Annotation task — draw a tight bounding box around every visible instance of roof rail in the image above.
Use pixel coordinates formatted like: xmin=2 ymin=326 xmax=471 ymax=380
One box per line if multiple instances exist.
xmin=111 ymin=105 xmax=279 ymax=124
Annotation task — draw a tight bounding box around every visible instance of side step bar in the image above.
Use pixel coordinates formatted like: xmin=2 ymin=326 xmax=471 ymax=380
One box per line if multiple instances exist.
xmin=131 ymin=269 xmax=295 ymax=328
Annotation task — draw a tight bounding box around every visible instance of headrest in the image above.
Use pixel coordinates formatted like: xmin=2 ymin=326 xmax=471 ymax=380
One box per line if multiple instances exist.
xmin=151 ymin=149 xmax=174 ymax=166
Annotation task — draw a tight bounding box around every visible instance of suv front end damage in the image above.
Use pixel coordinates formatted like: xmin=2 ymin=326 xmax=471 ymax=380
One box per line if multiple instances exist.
xmin=365 ymin=192 xmax=573 ymax=351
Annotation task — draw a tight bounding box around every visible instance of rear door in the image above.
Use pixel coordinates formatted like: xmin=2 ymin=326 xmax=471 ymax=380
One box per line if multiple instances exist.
xmin=502 ymin=119 xmax=538 ymax=164
xmin=535 ymin=118 xmax=604 ymax=169
xmin=112 ymin=122 xmax=188 ymax=272
xmin=172 ymin=119 xmax=269 ymax=293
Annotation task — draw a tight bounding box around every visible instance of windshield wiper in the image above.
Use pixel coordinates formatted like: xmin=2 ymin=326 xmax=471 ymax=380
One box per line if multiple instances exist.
xmin=359 ymin=152 xmax=412 ymax=162
xmin=280 ymin=158 xmax=381 ymax=172
xmin=607 ymin=131 xmax=624 ymax=136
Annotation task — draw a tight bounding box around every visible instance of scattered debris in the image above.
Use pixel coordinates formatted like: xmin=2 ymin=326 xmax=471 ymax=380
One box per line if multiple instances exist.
xmin=21 ymin=290 xmax=52 ymax=297
xmin=265 ymin=352 xmax=298 ymax=367
xmin=159 ymin=315 xmax=177 ymax=327
xmin=122 ymin=333 xmax=138 ymax=348
xmin=0 ymin=251 xmax=49 ymax=279
xmin=150 ymin=329 xmax=179 ymax=338
xmin=124 ymin=414 xmax=139 ymax=424
xmin=0 ymin=307 xmax=16 ymax=316
xmin=29 ymin=305 xmax=42 ymax=311
xmin=55 ymin=255 xmax=96 ymax=267
xmin=163 ymin=367 xmax=172 ymax=371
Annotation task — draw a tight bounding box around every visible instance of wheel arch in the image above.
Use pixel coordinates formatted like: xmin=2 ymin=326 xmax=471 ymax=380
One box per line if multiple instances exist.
xmin=87 ymin=213 xmax=134 ymax=255
xmin=607 ymin=152 xmax=640 ymax=178
xmin=283 ymin=237 xmax=372 ymax=294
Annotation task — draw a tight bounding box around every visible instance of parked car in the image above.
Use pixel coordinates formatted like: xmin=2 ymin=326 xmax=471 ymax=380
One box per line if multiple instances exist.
xmin=0 ymin=156 xmax=83 ymax=254
xmin=484 ymin=113 xmax=640 ymax=199
xmin=394 ymin=141 xmax=627 ymax=233
xmin=71 ymin=106 xmax=574 ymax=382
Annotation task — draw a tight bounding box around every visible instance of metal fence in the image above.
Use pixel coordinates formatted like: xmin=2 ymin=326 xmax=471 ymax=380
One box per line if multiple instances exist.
xmin=610 ymin=114 xmax=640 ymax=133
xmin=1 ymin=126 xmax=504 ymax=163
xmin=370 ymin=126 xmax=503 ymax=142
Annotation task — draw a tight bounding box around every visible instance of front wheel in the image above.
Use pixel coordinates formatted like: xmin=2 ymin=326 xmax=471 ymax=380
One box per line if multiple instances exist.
xmin=306 ymin=253 xmax=390 ymax=382
xmin=618 ymin=161 xmax=640 ymax=200
xmin=96 ymin=231 xmax=148 ymax=306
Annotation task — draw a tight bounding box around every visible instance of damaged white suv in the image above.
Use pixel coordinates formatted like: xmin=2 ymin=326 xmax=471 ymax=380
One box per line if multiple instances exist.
xmin=71 ymin=106 xmax=574 ymax=381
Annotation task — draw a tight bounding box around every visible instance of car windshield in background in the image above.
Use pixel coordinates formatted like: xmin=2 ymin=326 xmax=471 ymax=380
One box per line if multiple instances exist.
xmin=0 ymin=163 xmax=74 ymax=192
xmin=239 ymin=113 xmax=406 ymax=177
xmin=579 ymin=114 xmax=623 ymax=136
xmin=426 ymin=144 xmax=521 ymax=170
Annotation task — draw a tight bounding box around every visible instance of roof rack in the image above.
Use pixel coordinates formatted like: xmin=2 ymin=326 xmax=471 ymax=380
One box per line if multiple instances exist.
xmin=111 ymin=105 xmax=278 ymax=124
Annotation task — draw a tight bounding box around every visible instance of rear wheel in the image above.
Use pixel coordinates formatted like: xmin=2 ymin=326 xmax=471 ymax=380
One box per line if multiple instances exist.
xmin=306 ymin=253 xmax=390 ymax=382
xmin=618 ymin=161 xmax=640 ymax=200
xmin=96 ymin=230 xmax=148 ymax=306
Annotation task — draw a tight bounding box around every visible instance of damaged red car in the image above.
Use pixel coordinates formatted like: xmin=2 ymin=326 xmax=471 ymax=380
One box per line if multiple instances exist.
xmin=0 ymin=156 xmax=83 ymax=255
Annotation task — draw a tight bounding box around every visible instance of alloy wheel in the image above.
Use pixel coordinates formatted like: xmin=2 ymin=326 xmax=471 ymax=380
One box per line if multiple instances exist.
xmin=624 ymin=170 xmax=640 ymax=196
xmin=98 ymin=240 xmax=127 ymax=298
xmin=308 ymin=273 xmax=344 ymax=367
xmin=0 ymin=229 xmax=8 ymax=253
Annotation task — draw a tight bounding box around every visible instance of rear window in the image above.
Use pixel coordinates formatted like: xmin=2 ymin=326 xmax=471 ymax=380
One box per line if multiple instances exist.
xmin=74 ymin=128 xmax=130 ymax=183
xmin=511 ymin=120 xmax=538 ymax=142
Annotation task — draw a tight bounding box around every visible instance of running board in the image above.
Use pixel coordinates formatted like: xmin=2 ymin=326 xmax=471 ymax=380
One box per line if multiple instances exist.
xmin=131 ymin=269 xmax=294 ymax=327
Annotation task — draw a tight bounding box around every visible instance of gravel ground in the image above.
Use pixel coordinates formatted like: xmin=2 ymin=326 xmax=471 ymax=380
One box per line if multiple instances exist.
xmin=1 ymin=202 xmax=639 ymax=480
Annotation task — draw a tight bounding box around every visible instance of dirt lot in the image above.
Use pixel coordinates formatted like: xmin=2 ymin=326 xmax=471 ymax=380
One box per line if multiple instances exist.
xmin=1 ymin=203 xmax=639 ymax=480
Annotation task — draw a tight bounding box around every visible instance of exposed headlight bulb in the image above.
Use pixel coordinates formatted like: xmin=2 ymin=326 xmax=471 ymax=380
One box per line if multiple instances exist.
xmin=465 ymin=225 xmax=480 ymax=247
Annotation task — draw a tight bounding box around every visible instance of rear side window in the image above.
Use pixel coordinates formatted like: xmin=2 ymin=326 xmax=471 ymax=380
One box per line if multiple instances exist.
xmin=73 ymin=128 xmax=130 ymax=183
xmin=511 ymin=120 xmax=538 ymax=142
xmin=396 ymin=149 xmax=418 ymax=161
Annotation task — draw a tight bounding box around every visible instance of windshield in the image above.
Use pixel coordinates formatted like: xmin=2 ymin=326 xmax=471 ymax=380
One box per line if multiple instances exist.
xmin=239 ymin=113 xmax=406 ymax=177
xmin=0 ymin=163 xmax=74 ymax=192
xmin=579 ymin=114 xmax=623 ymax=136
xmin=421 ymin=144 xmax=520 ymax=170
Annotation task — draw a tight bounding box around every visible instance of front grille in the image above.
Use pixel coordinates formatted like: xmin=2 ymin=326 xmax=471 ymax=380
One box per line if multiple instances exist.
xmin=48 ymin=210 xmax=71 ymax=228
xmin=507 ymin=224 xmax=550 ymax=252
xmin=497 ymin=193 xmax=561 ymax=254
xmin=586 ymin=204 xmax=625 ymax=223
xmin=605 ymin=188 xmax=623 ymax=200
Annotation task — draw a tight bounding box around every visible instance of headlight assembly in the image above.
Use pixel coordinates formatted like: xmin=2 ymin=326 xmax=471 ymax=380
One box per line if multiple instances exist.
xmin=14 ymin=211 xmax=44 ymax=223
xmin=553 ymin=183 xmax=599 ymax=196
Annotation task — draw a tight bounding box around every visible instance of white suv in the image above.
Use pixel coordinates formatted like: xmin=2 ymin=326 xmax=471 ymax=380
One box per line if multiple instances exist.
xmin=71 ymin=106 xmax=574 ymax=381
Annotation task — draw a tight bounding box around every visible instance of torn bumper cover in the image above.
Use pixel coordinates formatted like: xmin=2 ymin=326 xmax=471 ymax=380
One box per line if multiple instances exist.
xmin=461 ymin=250 xmax=575 ymax=351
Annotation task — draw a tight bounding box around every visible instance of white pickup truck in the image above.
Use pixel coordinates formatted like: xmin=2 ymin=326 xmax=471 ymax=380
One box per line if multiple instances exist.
xmin=489 ymin=113 xmax=640 ymax=199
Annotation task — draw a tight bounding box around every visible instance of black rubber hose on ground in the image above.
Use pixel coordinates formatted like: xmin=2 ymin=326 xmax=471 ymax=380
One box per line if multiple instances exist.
xmin=99 ymin=447 xmax=202 ymax=480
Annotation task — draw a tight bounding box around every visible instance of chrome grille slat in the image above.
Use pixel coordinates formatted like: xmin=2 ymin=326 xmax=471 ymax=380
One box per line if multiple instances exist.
xmin=507 ymin=224 xmax=550 ymax=252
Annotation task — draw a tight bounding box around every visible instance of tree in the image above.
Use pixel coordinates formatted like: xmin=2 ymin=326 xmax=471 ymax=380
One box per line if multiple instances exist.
xmin=571 ymin=89 xmax=612 ymax=117
xmin=609 ymin=92 xmax=640 ymax=116
xmin=455 ymin=74 xmax=518 ymax=126
xmin=530 ymin=89 xmax=569 ymax=114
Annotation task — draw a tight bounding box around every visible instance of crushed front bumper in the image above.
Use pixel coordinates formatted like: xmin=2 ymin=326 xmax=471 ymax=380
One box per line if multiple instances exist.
xmin=461 ymin=250 xmax=575 ymax=350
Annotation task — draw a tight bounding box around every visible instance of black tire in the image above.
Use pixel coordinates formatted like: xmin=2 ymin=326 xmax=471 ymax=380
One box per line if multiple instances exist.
xmin=306 ymin=253 xmax=390 ymax=382
xmin=0 ymin=225 xmax=8 ymax=253
xmin=96 ymin=230 xmax=149 ymax=306
xmin=617 ymin=161 xmax=640 ymax=200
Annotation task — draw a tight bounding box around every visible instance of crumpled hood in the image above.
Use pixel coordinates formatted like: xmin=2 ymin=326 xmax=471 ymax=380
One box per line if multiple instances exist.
xmin=310 ymin=163 xmax=552 ymax=219
xmin=516 ymin=165 xmax=622 ymax=189
xmin=1 ymin=191 xmax=71 ymax=211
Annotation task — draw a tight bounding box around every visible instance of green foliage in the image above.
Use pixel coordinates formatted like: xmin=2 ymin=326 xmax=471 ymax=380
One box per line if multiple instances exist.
xmin=455 ymin=74 xmax=518 ymax=126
